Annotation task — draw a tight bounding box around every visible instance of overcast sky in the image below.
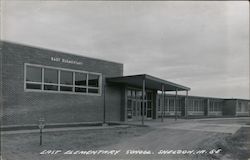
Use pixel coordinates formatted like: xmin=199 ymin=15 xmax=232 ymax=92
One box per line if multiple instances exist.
xmin=1 ymin=1 xmax=249 ymax=99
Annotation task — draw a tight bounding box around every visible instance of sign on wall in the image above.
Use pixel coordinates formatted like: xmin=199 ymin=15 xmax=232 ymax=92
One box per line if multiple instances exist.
xmin=51 ymin=57 xmax=83 ymax=65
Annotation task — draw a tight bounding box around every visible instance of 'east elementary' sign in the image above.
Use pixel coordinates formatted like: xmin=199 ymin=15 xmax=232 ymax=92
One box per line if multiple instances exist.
xmin=51 ymin=57 xmax=83 ymax=65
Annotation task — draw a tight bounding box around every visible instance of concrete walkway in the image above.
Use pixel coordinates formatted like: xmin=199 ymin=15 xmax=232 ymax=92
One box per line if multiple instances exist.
xmin=2 ymin=117 xmax=249 ymax=135
xmin=1 ymin=125 xmax=129 ymax=135
xmin=125 ymin=117 xmax=250 ymax=134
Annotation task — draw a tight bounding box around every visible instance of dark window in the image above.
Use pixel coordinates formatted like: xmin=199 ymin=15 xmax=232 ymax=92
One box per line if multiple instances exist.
xmin=44 ymin=68 xmax=58 ymax=84
xmin=75 ymin=87 xmax=86 ymax=93
xmin=26 ymin=66 xmax=42 ymax=82
xmin=60 ymin=71 xmax=73 ymax=85
xmin=194 ymin=100 xmax=199 ymax=111
xmin=44 ymin=85 xmax=58 ymax=91
xmin=88 ymin=74 xmax=99 ymax=87
xmin=88 ymin=88 xmax=99 ymax=93
xmin=169 ymin=99 xmax=175 ymax=111
xmin=146 ymin=92 xmax=152 ymax=100
xmin=75 ymin=72 xmax=87 ymax=86
xmin=127 ymin=100 xmax=132 ymax=119
xmin=60 ymin=86 xmax=73 ymax=92
xmin=147 ymin=110 xmax=152 ymax=118
xmin=26 ymin=83 xmax=41 ymax=90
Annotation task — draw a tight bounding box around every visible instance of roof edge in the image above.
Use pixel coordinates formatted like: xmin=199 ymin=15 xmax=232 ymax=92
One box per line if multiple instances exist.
xmin=1 ymin=40 xmax=123 ymax=66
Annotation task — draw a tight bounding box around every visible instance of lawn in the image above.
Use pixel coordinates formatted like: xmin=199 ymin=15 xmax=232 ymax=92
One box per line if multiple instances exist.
xmin=198 ymin=127 xmax=250 ymax=160
xmin=216 ymin=127 xmax=250 ymax=160
xmin=2 ymin=126 xmax=152 ymax=160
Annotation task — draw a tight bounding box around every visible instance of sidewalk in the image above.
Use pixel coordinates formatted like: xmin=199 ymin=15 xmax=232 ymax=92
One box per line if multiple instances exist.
xmin=1 ymin=124 xmax=129 ymax=135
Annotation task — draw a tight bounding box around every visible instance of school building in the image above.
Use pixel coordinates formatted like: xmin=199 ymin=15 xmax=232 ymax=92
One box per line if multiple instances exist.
xmin=1 ymin=41 xmax=249 ymax=129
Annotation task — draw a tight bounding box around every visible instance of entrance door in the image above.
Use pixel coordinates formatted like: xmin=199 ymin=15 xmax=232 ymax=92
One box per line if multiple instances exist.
xmin=136 ymin=100 xmax=142 ymax=120
xmin=131 ymin=100 xmax=139 ymax=120
xmin=127 ymin=99 xmax=133 ymax=120
xmin=129 ymin=99 xmax=152 ymax=121
xmin=127 ymin=89 xmax=154 ymax=121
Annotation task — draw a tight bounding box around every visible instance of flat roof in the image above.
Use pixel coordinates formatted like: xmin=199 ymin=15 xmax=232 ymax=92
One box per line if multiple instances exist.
xmin=107 ymin=74 xmax=190 ymax=91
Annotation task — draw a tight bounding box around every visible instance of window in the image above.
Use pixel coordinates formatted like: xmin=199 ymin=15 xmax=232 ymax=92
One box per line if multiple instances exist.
xmin=169 ymin=99 xmax=175 ymax=111
xmin=194 ymin=100 xmax=199 ymax=111
xmin=187 ymin=100 xmax=193 ymax=111
xmin=44 ymin=68 xmax=58 ymax=91
xmin=26 ymin=66 xmax=42 ymax=89
xmin=24 ymin=64 xmax=101 ymax=95
xmin=136 ymin=91 xmax=142 ymax=99
xmin=146 ymin=92 xmax=152 ymax=100
xmin=127 ymin=90 xmax=132 ymax=97
xmin=147 ymin=101 xmax=152 ymax=118
xmin=26 ymin=66 xmax=42 ymax=82
xmin=132 ymin=90 xmax=136 ymax=97
xmin=127 ymin=99 xmax=132 ymax=119
xmin=75 ymin=72 xmax=87 ymax=93
xmin=88 ymin=74 xmax=99 ymax=87
xmin=75 ymin=72 xmax=87 ymax=86
xmin=237 ymin=103 xmax=242 ymax=112
xmin=60 ymin=71 xmax=73 ymax=85
xmin=60 ymin=71 xmax=73 ymax=92
xmin=209 ymin=101 xmax=222 ymax=112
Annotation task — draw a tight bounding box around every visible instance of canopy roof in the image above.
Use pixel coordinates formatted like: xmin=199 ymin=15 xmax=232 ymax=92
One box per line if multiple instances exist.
xmin=106 ymin=74 xmax=190 ymax=91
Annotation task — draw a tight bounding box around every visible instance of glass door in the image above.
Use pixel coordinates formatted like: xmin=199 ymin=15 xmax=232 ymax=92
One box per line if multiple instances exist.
xmin=127 ymin=99 xmax=132 ymax=120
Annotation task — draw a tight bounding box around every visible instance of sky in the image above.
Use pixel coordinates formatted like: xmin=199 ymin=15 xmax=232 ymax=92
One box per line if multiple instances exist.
xmin=1 ymin=1 xmax=249 ymax=99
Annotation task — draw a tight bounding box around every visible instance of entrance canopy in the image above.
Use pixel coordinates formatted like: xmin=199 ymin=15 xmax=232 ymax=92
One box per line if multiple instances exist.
xmin=106 ymin=74 xmax=190 ymax=91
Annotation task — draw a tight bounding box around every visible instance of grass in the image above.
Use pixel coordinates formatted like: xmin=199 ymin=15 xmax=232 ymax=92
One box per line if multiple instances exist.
xmin=216 ymin=127 xmax=250 ymax=160
xmin=199 ymin=127 xmax=250 ymax=160
xmin=2 ymin=126 xmax=152 ymax=160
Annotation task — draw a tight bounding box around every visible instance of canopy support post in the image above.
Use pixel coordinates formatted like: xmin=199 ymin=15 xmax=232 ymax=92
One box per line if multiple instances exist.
xmin=175 ymin=89 xmax=178 ymax=121
xmin=185 ymin=90 xmax=189 ymax=118
xmin=142 ymin=78 xmax=145 ymax=125
xmin=161 ymin=84 xmax=164 ymax=122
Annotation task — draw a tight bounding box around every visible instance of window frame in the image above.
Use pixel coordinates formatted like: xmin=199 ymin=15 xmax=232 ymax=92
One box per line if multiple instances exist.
xmin=24 ymin=63 xmax=102 ymax=96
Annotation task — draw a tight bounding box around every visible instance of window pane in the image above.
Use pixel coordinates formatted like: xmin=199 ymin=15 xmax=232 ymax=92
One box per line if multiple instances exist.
xmin=75 ymin=72 xmax=87 ymax=86
xmin=26 ymin=66 xmax=42 ymax=82
xmin=136 ymin=91 xmax=142 ymax=99
xmin=127 ymin=90 xmax=132 ymax=97
xmin=127 ymin=100 xmax=132 ymax=119
xmin=88 ymin=74 xmax=99 ymax=87
xmin=75 ymin=87 xmax=86 ymax=93
xmin=60 ymin=71 xmax=73 ymax=85
xmin=132 ymin=90 xmax=136 ymax=97
xmin=169 ymin=99 xmax=174 ymax=111
xmin=147 ymin=110 xmax=152 ymax=118
xmin=44 ymin=68 xmax=58 ymax=84
xmin=146 ymin=92 xmax=152 ymax=100
xmin=26 ymin=83 xmax=41 ymax=90
xmin=44 ymin=85 xmax=58 ymax=91
xmin=88 ymin=88 xmax=99 ymax=94
xmin=60 ymin=86 xmax=73 ymax=92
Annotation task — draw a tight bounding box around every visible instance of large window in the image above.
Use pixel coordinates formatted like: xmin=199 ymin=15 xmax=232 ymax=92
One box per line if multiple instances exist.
xmin=24 ymin=64 xmax=102 ymax=95
xmin=187 ymin=99 xmax=204 ymax=112
xmin=209 ymin=101 xmax=222 ymax=112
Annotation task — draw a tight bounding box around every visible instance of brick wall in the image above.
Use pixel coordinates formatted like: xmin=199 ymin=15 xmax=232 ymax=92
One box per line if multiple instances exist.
xmin=2 ymin=41 xmax=123 ymax=126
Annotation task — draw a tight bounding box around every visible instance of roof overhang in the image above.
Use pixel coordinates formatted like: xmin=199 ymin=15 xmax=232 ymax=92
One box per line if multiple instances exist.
xmin=106 ymin=74 xmax=190 ymax=91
